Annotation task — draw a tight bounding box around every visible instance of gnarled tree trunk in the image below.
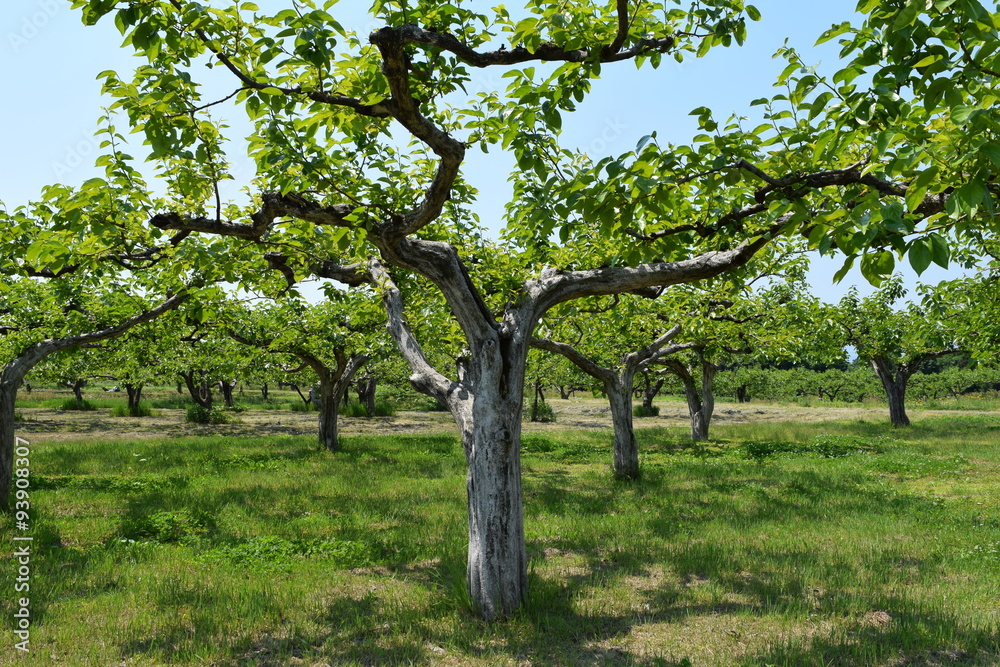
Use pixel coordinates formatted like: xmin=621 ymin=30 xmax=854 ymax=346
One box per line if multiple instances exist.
xmin=452 ymin=345 xmax=528 ymax=620
xmin=664 ymin=350 xmax=717 ymax=441
xmin=869 ymin=356 xmax=912 ymax=427
xmin=179 ymin=370 xmax=213 ymax=410
xmin=308 ymin=353 xmax=370 ymax=451
xmin=356 ymin=375 xmax=377 ymax=417
xmin=531 ymin=325 xmax=685 ymax=480
xmin=125 ymin=383 xmax=143 ymax=414
xmin=69 ymin=379 xmax=87 ymax=404
xmin=218 ymin=379 xmax=237 ymax=408
xmin=606 ymin=376 xmax=639 ymax=480
xmin=642 ymin=373 xmax=664 ymax=411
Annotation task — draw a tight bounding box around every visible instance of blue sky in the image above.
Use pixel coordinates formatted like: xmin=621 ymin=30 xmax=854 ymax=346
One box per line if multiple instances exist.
xmin=0 ymin=0 xmax=968 ymax=303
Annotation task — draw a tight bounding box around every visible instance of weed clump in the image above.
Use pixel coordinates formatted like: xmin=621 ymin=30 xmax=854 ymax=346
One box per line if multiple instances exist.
xmin=111 ymin=402 xmax=155 ymax=417
xmin=633 ymin=404 xmax=660 ymax=417
xmin=59 ymin=398 xmax=97 ymax=411
xmin=185 ymin=405 xmax=233 ymax=424
xmin=743 ymin=434 xmax=890 ymax=460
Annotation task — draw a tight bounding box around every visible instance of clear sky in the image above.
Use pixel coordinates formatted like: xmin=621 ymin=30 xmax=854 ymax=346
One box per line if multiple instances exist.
xmin=0 ymin=0 xmax=968 ymax=303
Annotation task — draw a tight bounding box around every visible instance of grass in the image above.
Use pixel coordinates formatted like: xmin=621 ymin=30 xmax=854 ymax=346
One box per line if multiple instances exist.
xmin=109 ymin=402 xmax=156 ymax=418
xmin=1 ymin=412 xmax=999 ymax=665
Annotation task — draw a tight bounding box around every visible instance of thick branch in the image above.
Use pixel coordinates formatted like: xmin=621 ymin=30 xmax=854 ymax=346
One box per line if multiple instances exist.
xmin=626 ymin=324 xmax=684 ymax=372
xmin=151 ymin=192 xmax=355 ymax=241
xmin=529 ymin=337 xmax=617 ymax=387
xmin=529 ymin=235 xmax=771 ymax=321
xmin=369 ymin=258 xmax=454 ymax=405
xmin=368 ymin=27 xmax=465 ymax=241
xmin=1 ymin=290 xmax=189 ymax=387
xmin=386 ymin=23 xmax=675 ymax=66
xmin=378 ymin=238 xmax=498 ymax=344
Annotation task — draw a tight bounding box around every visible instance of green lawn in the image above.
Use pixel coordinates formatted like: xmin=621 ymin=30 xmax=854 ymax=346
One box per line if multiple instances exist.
xmin=2 ymin=414 xmax=999 ymax=665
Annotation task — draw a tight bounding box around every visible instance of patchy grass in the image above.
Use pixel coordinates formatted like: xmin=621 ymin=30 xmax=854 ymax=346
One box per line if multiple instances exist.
xmin=1 ymin=415 xmax=999 ymax=666
xmin=110 ymin=402 xmax=157 ymax=418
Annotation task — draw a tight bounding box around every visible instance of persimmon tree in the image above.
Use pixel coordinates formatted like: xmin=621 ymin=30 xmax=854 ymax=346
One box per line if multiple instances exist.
xmin=0 ymin=277 xmax=189 ymax=511
xmin=650 ymin=277 xmax=824 ymax=440
xmin=531 ymin=294 xmax=692 ymax=478
xmin=70 ymin=0 xmax=999 ymax=619
xmin=226 ymin=293 xmax=381 ymax=451
xmin=835 ymin=277 xmax=970 ymax=426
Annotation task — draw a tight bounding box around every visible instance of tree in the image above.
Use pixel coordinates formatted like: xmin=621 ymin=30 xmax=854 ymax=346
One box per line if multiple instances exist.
xmin=81 ymin=316 xmax=184 ymax=415
xmin=0 ymin=277 xmax=188 ymax=510
xmin=532 ymin=309 xmax=689 ymax=479
xmin=70 ymin=0 xmax=997 ymax=619
xmin=836 ymin=278 xmax=967 ymax=426
xmin=226 ymin=294 xmax=380 ymax=451
xmin=649 ymin=277 xmax=827 ymax=440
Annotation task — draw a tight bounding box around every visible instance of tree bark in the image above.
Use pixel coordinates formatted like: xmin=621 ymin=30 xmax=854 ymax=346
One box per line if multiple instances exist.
xmin=663 ymin=351 xmax=717 ymax=441
xmin=261 ymin=383 xmax=269 ymax=401
xmin=70 ymin=379 xmax=87 ymax=404
xmin=870 ymin=356 xmax=912 ymax=427
xmin=125 ymin=384 xmax=143 ymax=414
xmin=356 ymin=375 xmax=376 ymax=417
xmin=642 ymin=374 xmax=664 ymax=411
xmin=0 ymin=382 xmax=17 ymax=512
xmin=180 ymin=371 xmax=213 ymax=410
xmin=218 ymin=378 xmax=236 ymax=408
xmin=529 ymin=378 xmax=544 ymax=422
xmin=530 ymin=326 xmax=685 ymax=480
xmin=316 ymin=374 xmax=339 ymax=452
xmin=458 ymin=382 xmax=528 ymax=620
xmin=606 ymin=377 xmax=639 ymax=480
xmin=310 ymin=354 xmax=370 ymax=451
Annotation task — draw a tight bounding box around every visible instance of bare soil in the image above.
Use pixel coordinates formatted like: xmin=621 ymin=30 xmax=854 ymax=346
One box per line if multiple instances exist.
xmin=14 ymin=397 xmax=989 ymax=444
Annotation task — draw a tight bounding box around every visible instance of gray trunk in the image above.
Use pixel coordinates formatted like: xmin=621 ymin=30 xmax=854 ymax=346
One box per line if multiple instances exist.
xmin=356 ymin=375 xmax=377 ymax=417
xmin=181 ymin=371 xmax=213 ymax=410
xmin=642 ymin=375 xmax=664 ymax=411
xmin=317 ymin=376 xmax=339 ymax=452
xmin=669 ymin=354 xmax=716 ymax=441
xmin=606 ymin=379 xmax=639 ymax=480
xmin=870 ymin=357 xmax=911 ymax=427
xmin=456 ymin=385 xmax=528 ymax=621
xmin=71 ymin=379 xmax=86 ymax=404
xmin=0 ymin=382 xmax=16 ymax=512
xmin=219 ymin=379 xmax=236 ymax=408
xmin=125 ymin=384 xmax=143 ymax=413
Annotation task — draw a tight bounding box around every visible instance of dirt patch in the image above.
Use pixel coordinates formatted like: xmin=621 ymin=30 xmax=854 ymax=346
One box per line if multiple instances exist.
xmin=13 ymin=398 xmax=991 ymax=444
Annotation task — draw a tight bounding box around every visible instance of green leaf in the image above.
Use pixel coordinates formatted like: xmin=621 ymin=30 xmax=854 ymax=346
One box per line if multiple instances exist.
xmin=928 ymin=233 xmax=950 ymax=268
xmin=981 ymin=142 xmax=1000 ymax=168
xmin=907 ymin=239 xmax=932 ymax=275
xmin=913 ymin=53 xmax=943 ymax=67
xmin=832 ymin=255 xmax=856 ymax=284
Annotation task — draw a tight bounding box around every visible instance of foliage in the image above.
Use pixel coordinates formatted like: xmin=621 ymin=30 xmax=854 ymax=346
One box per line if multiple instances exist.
xmin=58 ymin=398 xmax=98 ymax=411
xmin=110 ymin=402 xmax=156 ymax=417
xmin=185 ymin=405 xmax=233 ymax=424
xmin=527 ymin=400 xmax=556 ymax=423
xmin=633 ymin=404 xmax=661 ymax=417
